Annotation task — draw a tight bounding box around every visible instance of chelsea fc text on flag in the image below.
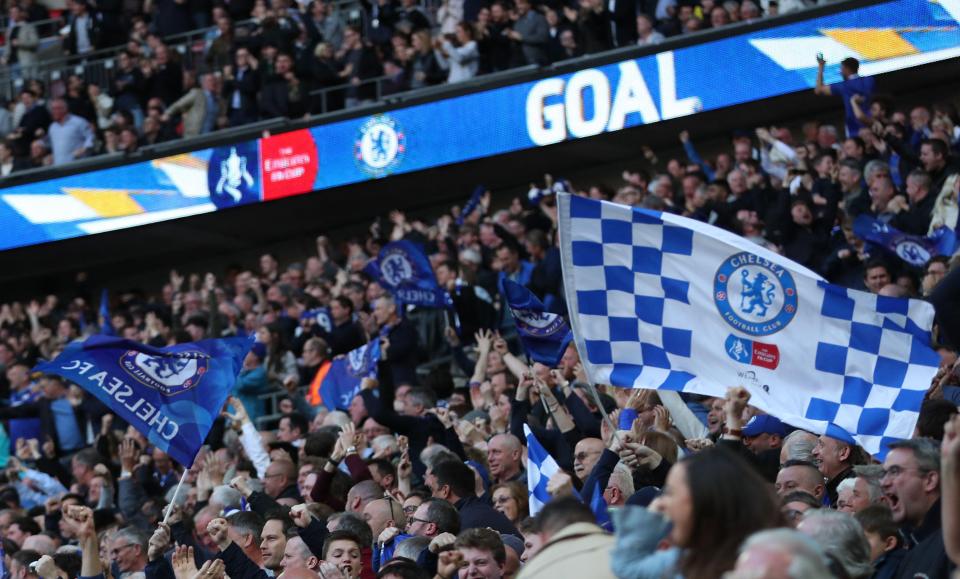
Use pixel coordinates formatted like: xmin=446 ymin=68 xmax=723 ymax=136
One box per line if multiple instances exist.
xmin=34 ymin=335 xmax=252 ymax=467
xmin=557 ymin=194 xmax=940 ymax=457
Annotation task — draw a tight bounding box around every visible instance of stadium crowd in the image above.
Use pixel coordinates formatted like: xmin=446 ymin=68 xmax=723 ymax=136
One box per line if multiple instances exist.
xmin=1 ymin=59 xmax=960 ymax=579
xmin=0 ymin=0 xmax=812 ymax=170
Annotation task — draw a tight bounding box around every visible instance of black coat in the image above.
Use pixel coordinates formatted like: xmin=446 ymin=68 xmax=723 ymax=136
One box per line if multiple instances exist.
xmin=222 ymin=67 xmax=261 ymax=119
xmin=456 ymin=496 xmax=519 ymax=535
xmin=63 ymin=13 xmax=102 ymax=55
xmin=894 ymin=499 xmax=955 ymax=578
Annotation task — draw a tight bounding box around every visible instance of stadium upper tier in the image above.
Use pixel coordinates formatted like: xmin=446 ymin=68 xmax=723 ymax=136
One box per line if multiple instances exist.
xmin=1 ymin=0 xmax=922 ymax=176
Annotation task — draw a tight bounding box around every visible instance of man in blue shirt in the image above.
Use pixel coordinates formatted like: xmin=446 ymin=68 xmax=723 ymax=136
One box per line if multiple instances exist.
xmin=814 ymin=56 xmax=875 ymax=138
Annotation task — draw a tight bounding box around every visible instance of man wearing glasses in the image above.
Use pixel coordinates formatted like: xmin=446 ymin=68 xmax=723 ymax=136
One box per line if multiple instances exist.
xmin=880 ymin=438 xmax=952 ymax=577
xmin=108 ymin=527 xmax=150 ymax=579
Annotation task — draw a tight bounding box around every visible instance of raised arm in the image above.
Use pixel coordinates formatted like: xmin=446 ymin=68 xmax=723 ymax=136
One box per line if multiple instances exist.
xmin=943 ymin=415 xmax=960 ymax=565
xmin=814 ymin=54 xmax=831 ymax=96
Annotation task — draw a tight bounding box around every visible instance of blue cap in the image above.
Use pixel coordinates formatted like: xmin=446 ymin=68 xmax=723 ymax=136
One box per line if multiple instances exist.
xmin=250 ymin=342 xmax=267 ymax=361
xmin=742 ymin=414 xmax=786 ymax=437
xmin=501 ymin=534 xmax=525 ymax=557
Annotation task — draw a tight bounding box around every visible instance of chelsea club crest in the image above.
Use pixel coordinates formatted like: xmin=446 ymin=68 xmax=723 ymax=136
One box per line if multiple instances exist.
xmin=355 ymin=115 xmax=405 ymax=177
xmin=513 ymin=309 xmax=566 ymax=338
xmin=120 ymin=350 xmax=210 ymax=395
xmin=380 ymin=246 xmax=415 ymax=287
xmin=714 ymin=251 xmax=798 ymax=337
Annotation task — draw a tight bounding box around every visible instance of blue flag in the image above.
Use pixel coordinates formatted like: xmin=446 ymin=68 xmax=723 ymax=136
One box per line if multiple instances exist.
xmin=456 ymin=185 xmax=486 ymax=226
xmin=301 ymin=308 xmax=333 ymax=334
xmin=502 ymin=279 xmax=572 ymax=366
xmin=99 ymin=289 xmax=115 ymax=336
xmin=33 ymin=335 xmax=251 ymax=467
xmin=854 ymin=214 xmax=958 ymax=268
xmin=589 ymin=482 xmax=612 ymax=531
xmin=371 ymin=241 xmax=452 ymax=309
xmin=321 ymin=340 xmax=381 ymax=411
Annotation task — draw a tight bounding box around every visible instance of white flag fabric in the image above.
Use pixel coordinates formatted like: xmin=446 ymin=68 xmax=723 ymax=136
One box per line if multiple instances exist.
xmin=557 ymin=194 xmax=940 ymax=457
xmin=524 ymin=424 xmax=561 ymax=515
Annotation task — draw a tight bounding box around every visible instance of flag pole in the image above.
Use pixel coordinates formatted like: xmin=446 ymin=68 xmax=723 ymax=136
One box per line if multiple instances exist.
xmin=582 ymin=381 xmax=622 ymax=446
xmin=162 ymin=468 xmax=190 ymax=524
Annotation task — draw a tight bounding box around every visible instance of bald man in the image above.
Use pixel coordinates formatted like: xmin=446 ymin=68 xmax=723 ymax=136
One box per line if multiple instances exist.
xmin=362 ymin=498 xmax=406 ymax=539
xmin=346 ymin=480 xmax=383 ymax=513
xmin=775 ymin=460 xmax=826 ymax=502
xmin=573 ymin=438 xmax=604 ymax=482
xmin=487 ymin=434 xmax=524 ymax=484
xmin=263 ymin=460 xmax=301 ymax=503
xmin=281 ymin=537 xmax=319 ymax=572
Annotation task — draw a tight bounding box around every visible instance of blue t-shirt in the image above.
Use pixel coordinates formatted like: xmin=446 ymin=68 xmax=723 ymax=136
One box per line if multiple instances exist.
xmin=831 ymin=75 xmax=876 ymax=137
xmin=50 ymin=398 xmax=84 ymax=452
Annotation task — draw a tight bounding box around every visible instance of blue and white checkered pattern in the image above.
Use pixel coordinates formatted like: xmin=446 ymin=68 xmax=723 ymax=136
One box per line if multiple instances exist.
xmin=804 ymin=282 xmax=940 ymax=452
xmin=566 ymin=193 xmax=698 ymax=391
xmin=524 ymin=424 xmax=561 ymax=515
xmin=558 ymin=194 xmax=940 ymax=457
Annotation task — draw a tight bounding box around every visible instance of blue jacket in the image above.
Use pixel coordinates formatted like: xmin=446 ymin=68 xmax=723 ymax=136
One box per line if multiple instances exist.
xmin=234 ymin=366 xmax=269 ymax=423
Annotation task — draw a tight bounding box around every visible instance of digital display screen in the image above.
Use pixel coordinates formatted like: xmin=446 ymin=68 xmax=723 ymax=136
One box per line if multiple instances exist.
xmin=1 ymin=0 xmax=957 ymax=251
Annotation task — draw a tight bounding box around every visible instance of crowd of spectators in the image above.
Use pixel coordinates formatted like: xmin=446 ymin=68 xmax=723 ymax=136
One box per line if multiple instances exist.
xmin=0 ymin=0 xmax=815 ymax=171
xmin=0 ymin=61 xmax=959 ymax=579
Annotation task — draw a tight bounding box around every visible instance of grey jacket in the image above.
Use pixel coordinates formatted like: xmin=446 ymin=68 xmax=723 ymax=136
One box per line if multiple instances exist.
xmin=512 ymin=10 xmax=549 ymax=65
xmin=4 ymin=20 xmax=39 ymax=68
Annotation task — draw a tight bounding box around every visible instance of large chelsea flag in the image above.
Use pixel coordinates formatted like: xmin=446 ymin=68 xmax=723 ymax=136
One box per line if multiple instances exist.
xmin=558 ymin=194 xmax=940 ymax=457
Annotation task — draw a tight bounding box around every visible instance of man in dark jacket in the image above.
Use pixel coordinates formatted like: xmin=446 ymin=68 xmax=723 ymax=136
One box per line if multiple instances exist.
xmin=374 ymin=295 xmax=419 ymax=387
xmin=260 ymin=53 xmax=305 ymax=119
xmin=431 ymin=459 xmax=518 ymax=536
xmin=62 ymin=0 xmax=101 ymax=57
xmin=223 ymin=47 xmax=261 ymax=125
xmin=880 ymin=438 xmax=955 ymax=578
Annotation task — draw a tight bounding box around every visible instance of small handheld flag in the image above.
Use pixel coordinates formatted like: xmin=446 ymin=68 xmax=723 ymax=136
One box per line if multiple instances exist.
xmin=370 ymin=241 xmax=453 ymax=309
xmin=99 ymin=289 xmax=115 ymax=336
xmin=501 ymin=279 xmax=573 ymax=366
xmin=853 ymin=214 xmax=957 ymax=268
xmin=33 ymin=335 xmax=252 ymax=467
xmin=524 ymin=424 xmax=561 ymax=516
xmin=320 ymin=340 xmax=381 ymax=411
xmin=456 ymin=185 xmax=487 ymax=226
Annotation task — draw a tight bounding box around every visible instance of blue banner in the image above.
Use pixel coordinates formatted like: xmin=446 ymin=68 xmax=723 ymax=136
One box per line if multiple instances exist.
xmin=372 ymin=241 xmax=452 ymax=309
xmin=502 ymin=279 xmax=572 ymax=366
xmin=853 ymin=214 xmax=958 ymax=267
xmin=33 ymin=335 xmax=251 ymax=467
xmin=321 ymin=340 xmax=381 ymax=411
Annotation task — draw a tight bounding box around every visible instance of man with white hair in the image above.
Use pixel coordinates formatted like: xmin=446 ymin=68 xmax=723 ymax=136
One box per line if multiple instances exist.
xmin=836 ymin=465 xmax=884 ymax=514
xmin=602 ymin=464 xmax=634 ymax=507
xmin=797 ymin=510 xmax=873 ymax=579
xmin=728 ymin=528 xmax=833 ymax=579
xmin=779 ymin=430 xmax=818 ymax=464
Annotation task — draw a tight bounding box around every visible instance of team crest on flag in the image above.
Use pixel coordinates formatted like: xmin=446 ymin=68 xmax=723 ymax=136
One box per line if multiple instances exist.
xmin=714 ymin=252 xmax=798 ymax=337
xmin=120 ymin=350 xmax=210 ymax=396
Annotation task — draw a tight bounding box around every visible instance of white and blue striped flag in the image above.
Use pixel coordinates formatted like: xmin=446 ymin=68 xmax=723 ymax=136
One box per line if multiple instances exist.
xmin=524 ymin=424 xmax=561 ymax=515
xmin=558 ymin=194 xmax=940 ymax=457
